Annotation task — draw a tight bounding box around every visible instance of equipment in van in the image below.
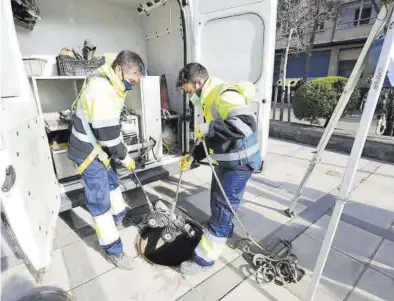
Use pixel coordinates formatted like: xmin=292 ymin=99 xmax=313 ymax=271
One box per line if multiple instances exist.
xmin=11 ymin=0 xmax=40 ymax=30
xmin=57 ymin=40 xmax=105 ymax=76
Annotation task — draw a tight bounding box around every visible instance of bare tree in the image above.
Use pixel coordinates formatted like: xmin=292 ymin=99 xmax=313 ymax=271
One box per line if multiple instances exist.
xmin=276 ymin=0 xmax=314 ymax=121
xmin=303 ymin=0 xmax=340 ymax=82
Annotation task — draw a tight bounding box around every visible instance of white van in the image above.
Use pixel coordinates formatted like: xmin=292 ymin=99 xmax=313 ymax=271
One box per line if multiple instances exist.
xmin=0 ymin=0 xmax=277 ymax=281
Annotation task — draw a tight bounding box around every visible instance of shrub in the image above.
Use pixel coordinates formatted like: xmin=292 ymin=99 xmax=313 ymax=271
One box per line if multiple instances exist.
xmin=292 ymin=76 xmax=360 ymax=127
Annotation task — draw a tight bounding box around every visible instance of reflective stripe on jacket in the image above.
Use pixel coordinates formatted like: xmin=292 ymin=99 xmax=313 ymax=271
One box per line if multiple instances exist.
xmin=198 ymin=76 xmax=261 ymax=169
xmin=68 ymin=64 xmax=128 ymax=161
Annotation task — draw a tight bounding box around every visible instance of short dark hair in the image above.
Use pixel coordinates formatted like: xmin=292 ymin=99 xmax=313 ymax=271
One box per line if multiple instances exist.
xmin=112 ymin=50 xmax=145 ymax=74
xmin=176 ymin=63 xmax=209 ymax=88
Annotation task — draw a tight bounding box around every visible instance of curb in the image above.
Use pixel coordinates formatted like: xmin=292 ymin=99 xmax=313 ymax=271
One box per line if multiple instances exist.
xmin=269 ymin=120 xmax=394 ymax=164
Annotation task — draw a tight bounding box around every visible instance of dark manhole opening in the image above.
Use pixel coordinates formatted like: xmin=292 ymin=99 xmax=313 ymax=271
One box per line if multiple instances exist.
xmin=136 ymin=220 xmax=203 ymax=267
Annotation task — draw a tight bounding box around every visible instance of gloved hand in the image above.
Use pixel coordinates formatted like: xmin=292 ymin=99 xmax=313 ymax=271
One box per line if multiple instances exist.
xmin=195 ymin=123 xmax=210 ymax=140
xmin=121 ymin=155 xmax=136 ymax=171
xmin=179 ymin=154 xmax=193 ymax=172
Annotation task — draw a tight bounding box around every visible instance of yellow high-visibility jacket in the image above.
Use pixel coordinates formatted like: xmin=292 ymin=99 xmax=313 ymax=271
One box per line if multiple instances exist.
xmin=68 ymin=64 xmax=128 ymax=161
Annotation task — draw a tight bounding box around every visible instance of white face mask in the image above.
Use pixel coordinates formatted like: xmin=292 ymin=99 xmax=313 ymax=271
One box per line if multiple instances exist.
xmin=189 ymin=93 xmax=200 ymax=105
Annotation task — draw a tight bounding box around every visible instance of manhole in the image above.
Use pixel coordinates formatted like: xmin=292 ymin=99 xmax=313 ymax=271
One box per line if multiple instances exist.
xmin=136 ymin=220 xmax=203 ymax=267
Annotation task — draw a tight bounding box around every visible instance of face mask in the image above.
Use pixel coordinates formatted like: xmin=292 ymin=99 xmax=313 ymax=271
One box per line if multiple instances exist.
xmin=189 ymin=93 xmax=200 ymax=105
xmin=122 ymin=80 xmax=133 ymax=91
xmin=121 ymin=67 xmax=133 ymax=91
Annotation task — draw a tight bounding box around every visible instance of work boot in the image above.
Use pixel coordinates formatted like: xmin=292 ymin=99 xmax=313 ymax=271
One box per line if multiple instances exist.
xmin=105 ymin=252 xmax=134 ymax=270
xmin=116 ymin=209 xmax=142 ymax=230
xmin=179 ymin=260 xmax=213 ymax=275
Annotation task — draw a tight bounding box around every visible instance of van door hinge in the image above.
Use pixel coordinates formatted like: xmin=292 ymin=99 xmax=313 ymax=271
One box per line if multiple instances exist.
xmin=2 ymin=166 xmax=16 ymax=193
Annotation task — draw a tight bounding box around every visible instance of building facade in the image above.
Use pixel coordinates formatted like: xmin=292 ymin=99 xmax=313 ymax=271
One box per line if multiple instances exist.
xmin=274 ymin=0 xmax=378 ymax=82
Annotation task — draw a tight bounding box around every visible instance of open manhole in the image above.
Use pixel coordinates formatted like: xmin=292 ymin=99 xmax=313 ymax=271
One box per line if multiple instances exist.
xmin=136 ymin=220 xmax=203 ymax=267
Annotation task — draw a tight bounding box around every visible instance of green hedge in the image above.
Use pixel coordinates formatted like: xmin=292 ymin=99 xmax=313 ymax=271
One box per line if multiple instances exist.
xmin=292 ymin=76 xmax=360 ymax=127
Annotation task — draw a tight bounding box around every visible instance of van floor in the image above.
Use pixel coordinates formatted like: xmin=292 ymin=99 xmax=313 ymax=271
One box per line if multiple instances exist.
xmin=59 ymin=152 xmax=182 ymax=212
xmin=1 ymin=139 xmax=393 ymax=301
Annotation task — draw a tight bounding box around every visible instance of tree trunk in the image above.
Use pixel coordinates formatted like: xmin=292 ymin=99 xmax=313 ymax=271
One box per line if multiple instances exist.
xmin=386 ymin=89 xmax=394 ymax=136
xmin=287 ymin=83 xmax=291 ymax=122
xmin=303 ymin=0 xmax=321 ymax=82
xmin=272 ymin=84 xmax=279 ymax=120
xmin=323 ymin=117 xmax=330 ymax=128
xmin=280 ymin=28 xmax=293 ymax=121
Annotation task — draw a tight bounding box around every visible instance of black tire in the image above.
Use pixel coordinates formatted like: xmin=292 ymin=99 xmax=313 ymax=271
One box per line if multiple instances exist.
xmin=17 ymin=286 xmax=74 ymax=301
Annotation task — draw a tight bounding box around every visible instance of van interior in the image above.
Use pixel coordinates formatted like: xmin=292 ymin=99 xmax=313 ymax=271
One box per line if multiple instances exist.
xmin=11 ymin=0 xmax=188 ymax=209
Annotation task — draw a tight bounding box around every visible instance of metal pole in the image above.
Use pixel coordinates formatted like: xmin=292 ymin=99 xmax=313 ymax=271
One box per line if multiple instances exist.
xmin=304 ymin=8 xmax=394 ymax=300
xmin=287 ymin=83 xmax=291 ymax=122
xmin=284 ymin=4 xmax=392 ymax=218
xmin=273 ymin=84 xmax=279 ymax=120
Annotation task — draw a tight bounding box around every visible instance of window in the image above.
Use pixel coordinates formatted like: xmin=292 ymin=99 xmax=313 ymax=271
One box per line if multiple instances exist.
xmin=337 ymin=60 xmax=357 ymax=78
xmin=200 ymin=14 xmax=264 ymax=83
xmin=337 ymin=0 xmax=375 ymax=29
xmin=354 ymin=5 xmax=372 ymax=26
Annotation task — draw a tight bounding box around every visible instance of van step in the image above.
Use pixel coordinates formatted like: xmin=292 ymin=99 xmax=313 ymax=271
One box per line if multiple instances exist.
xmin=59 ymin=160 xmax=180 ymax=213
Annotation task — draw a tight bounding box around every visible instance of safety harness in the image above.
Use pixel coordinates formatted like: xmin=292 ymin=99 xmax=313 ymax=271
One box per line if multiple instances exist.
xmin=71 ymin=74 xmax=111 ymax=174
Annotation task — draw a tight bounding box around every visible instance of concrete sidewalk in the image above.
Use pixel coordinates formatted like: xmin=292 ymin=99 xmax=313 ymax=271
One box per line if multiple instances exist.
xmin=1 ymin=139 xmax=394 ymax=301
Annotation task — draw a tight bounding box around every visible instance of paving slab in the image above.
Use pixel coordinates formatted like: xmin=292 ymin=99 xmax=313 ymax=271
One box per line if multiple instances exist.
xmin=286 ymin=234 xmax=366 ymax=301
xmin=244 ymin=186 xmax=307 ymax=217
xmin=177 ymin=187 xmax=212 ymax=224
xmin=343 ymin=200 xmax=394 ymax=231
xmin=98 ymin=257 xmax=192 ymax=301
xmin=232 ymin=202 xmax=284 ymax=242
xmin=221 ymin=278 xmax=302 ymax=301
xmin=54 ymin=217 xmax=84 ymax=250
xmin=347 ymin=268 xmax=394 ymax=301
xmin=261 ymin=157 xmax=313 ymax=192
xmin=1 ymin=224 xmax=22 ymax=272
xmin=178 ymin=256 xmax=252 ymax=301
xmin=61 ymin=240 xmax=98 ymax=289
xmin=374 ymin=162 xmax=394 ymax=177
xmin=266 ymin=139 xmax=308 ymax=156
xmin=1 ymin=264 xmax=36 ymax=301
xmin=2 ymin=139 xmax=393 ymax=301
xmin=72 ymin=277 xmax=109 ymax=301
xmin=59 ymin=207 xmax=94 ymax=230
xmin=1 ymin=249 xmax=70 ymax=301
xmin=371 ymin=239 xmax=394 ymax=279
xmin=79 ymin=235 xmax=116 ymax=277
xmin=182 ymin=245 xmax=240 ymax=288
xmin=304 ymin=214 xmax=382 ymax=263
xmin=61 ymin=225 xmax=133 ymax=290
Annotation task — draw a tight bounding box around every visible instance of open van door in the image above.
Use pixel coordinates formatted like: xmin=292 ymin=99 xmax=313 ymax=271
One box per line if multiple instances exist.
xmin=0 ymin=0 xmax=60 ymax=281
xmin=182 ymin=0 xmax=277 ymax=163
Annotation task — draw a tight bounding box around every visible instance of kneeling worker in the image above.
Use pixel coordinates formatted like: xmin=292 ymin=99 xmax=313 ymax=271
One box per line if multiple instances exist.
xmin=68 ymin=51 xmax=145 ymax=269
xmin=177 ymin=63 xmax=261 ymax=274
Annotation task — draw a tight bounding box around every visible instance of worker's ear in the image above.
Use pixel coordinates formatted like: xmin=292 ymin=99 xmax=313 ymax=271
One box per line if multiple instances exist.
xmin=196 ymin=79 xmax=205 ymax=90
xmin=114 ymin=65 xmax=122 ymax=79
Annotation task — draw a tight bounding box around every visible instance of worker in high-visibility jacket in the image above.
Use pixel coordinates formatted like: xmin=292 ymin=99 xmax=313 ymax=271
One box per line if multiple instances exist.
xmin=177 ymin=63 xmax=261 ymax=274
xmin=67 ymin=51 xmax=145 ymax=270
